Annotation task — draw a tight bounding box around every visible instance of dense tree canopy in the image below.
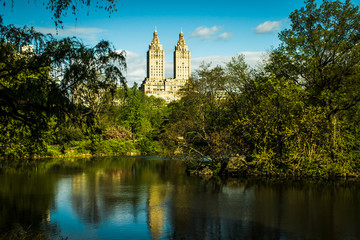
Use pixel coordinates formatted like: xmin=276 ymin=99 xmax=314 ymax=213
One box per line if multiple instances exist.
xmin=0 ymin=19 xmax=126 ymax=157
xmin=269 ymin=0 xmax=360 ymax=116
xmin=266 ymin=0 xmax=360 ymax=160
xmin=162 ymin=0 xmax=360 ymax=177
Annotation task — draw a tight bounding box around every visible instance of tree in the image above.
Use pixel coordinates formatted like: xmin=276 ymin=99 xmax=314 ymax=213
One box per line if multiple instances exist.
xmin=267 ymin=0 xmax=360 ymax=156
xmin=114 ymin=84 xmax=167 ymax=153
xmin=0 ymin=21 xmax=126 ymax=157
xmin=163 ymin=61 xmax=247 ymax=161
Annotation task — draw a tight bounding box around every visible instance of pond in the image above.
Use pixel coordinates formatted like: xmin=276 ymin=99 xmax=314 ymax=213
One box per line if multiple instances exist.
xmin=0 ymin=156 xmax=360 ymax=239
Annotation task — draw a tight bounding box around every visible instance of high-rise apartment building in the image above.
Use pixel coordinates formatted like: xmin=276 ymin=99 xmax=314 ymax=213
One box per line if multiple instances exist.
xmin=147 ymin=27 xmax=165 ymax=80
xmin=141 ymin=28 xmax=191 ymax=102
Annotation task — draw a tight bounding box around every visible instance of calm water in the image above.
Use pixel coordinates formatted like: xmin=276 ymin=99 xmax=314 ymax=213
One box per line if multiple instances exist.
xmin=0 ymin=156 xmax=360 ymax=240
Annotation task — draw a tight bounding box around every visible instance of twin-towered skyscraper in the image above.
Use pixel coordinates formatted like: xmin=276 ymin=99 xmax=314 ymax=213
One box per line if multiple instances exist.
xmin=141 ymin=28 xmax=191 ymax=102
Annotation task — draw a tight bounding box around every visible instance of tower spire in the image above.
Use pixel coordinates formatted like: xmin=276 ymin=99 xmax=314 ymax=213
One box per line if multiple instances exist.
xmin=147 ymin=26 xmax=164 ymax=79
xmin=150 ymin=27 xmax=161 ymax=49
xmin=176 ymin=28 xmax=186 ymax=49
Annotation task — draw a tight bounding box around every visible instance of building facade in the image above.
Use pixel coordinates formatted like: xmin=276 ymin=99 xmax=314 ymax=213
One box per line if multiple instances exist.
xmin=141 ymin=28 xmax=191 ymax=102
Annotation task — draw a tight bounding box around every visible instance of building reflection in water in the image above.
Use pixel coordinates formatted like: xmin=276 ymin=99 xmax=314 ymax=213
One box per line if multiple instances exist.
xmin=71 ymin=168 xmax=138 ymax=226
xmin=147 ymin=184 xmax=171 ymax=239
xmin=71 ymin=172 xmax=102 ymax=225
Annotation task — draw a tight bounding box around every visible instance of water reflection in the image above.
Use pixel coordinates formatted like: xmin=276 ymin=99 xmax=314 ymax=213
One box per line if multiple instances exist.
xmin=147 ymin=184 xmax=169 ymax=239
xmin=0 ymin=170 xmax=59 ymax=238
xmin=1 ymin=157 xmax=360 ymax=239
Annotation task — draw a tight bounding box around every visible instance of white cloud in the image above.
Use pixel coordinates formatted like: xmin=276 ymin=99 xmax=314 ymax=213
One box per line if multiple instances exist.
xmin=192 ymin=55 xmax=232 ymax=70
xmin=241 ymin=51 xmax=269 ymax=67
xmin=36 ymin=27 xmax=105 ymax=42
xmin=216 ymin=32 xmax=234 ymax=40
xmin=191 ymin=51 xmax=267 ymax=72
xmin=120 ymin=50 xmax=146 ymax=87
xmin=255 ymin=20 xmax=283 ymax=34
xmin=191 ymin=26 xmax=220 ymax=40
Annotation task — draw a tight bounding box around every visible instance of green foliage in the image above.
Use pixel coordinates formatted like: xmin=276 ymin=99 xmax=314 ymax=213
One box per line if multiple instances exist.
xmin=163 ymin=9 xmax=360 ymax=177
xmin=268 ymin=0 xmax=360 ymax=157
xmin=92 ymin=139 xmax=137 ymax=155
xmin=94 ymin=84 xmax=168 ymax=155
xmin=0 ymin=21 xmax=126 ymax=158
xmin=164 ymin=56 xmax=253 ymax=155
xmin=0 ymin=119 xmax=47 ymax=158
xmin=138 ymin=137 xmax=162 ymax=155
xmin=113 ymin=84 xmax=167 ymax=140
xmin=138 ymin=137 xmax=155 ymax=154
xmin=42 ymin=84 xmax=168 ymax=157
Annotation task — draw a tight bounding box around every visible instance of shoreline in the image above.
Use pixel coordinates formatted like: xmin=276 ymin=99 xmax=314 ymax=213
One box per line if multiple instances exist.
xmin=0 ymin=152 xmax=143 ymax=160
xmin=1 ymin=154 xmax=360 ymax=181
xmin=185 ymin=155 xmax=360 ymax=181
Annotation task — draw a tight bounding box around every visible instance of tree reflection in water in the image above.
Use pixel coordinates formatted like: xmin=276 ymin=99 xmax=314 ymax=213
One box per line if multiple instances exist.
xmin=0 ymin=162 xmax=62 ymax=239
xmin=1 ymin=157 xmax=360 ymax=239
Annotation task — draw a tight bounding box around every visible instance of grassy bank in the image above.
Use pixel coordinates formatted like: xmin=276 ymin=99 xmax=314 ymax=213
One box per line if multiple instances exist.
xmin=46 ymin=139 xmax=164 ymax=157
xmin=0 ymin=139 xmax=163 ymax=159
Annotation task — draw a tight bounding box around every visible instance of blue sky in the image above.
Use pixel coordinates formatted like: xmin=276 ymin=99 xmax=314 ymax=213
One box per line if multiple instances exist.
xmin=1 ymin=0 xmax=358 ymax=86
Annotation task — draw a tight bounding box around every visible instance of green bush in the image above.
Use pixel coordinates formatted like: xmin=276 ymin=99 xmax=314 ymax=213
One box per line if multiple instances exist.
xmin=91 ymin=139 xmax=137 ymax=155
